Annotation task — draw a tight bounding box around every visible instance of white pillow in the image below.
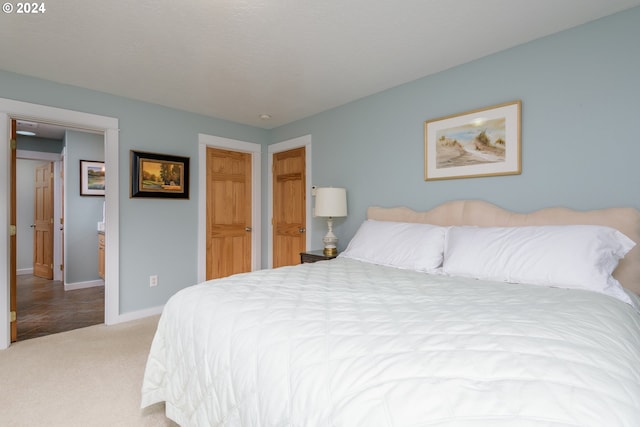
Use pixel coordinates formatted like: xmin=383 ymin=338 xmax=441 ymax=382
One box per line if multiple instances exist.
xmin=339 ymin=220 xmax=445 ymax=273
xmin=443 ymin=225 xmax=636 ymax=305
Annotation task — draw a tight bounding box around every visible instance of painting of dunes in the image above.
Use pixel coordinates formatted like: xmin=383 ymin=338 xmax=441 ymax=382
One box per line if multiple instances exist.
xmin=424 ymin=101 xmax=521 ymax=181
xmin=436 ymin=118 xmax=506 ymax=169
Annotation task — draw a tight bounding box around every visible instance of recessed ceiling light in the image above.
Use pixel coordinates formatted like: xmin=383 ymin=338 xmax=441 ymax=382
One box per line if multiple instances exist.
xmin=259 ymin=114 xmax=271 ymax=120
xmin=16 ymin=130 xmax=36 ymax=136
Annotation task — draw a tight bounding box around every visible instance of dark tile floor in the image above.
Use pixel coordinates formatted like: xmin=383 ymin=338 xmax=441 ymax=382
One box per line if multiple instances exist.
xmin=17 ymin=274 xmax=104 ymax=341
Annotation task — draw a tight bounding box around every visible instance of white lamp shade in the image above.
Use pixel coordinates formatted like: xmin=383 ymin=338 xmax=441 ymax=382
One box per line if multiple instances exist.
xmin=315 ymin=187 xmax=347 ymax=217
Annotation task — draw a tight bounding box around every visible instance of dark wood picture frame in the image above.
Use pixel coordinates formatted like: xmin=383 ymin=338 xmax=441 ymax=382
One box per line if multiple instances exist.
xmin=80 ymin=160 xmax=105 ymax=196
xmin=130 ymin=150 xmax=190 ymax=199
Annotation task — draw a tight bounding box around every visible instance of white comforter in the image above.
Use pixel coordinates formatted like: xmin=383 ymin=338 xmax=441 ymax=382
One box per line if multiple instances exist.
xmin=141 ymin=258 xmax=640 ymax=426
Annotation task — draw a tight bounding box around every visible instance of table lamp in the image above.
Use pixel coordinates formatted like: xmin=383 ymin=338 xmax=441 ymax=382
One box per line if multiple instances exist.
xmin=314 ymin=187 xmax=348 ymax=256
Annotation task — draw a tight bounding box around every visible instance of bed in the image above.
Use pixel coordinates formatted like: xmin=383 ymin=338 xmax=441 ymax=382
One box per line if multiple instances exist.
xmin=141 ymin=200 xmax=640 ymax=426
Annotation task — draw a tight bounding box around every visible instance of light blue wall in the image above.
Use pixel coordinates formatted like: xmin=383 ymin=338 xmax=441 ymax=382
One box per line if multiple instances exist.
xmin=0 ymin=69 xmax=268 ymax=314
xmin=17 ymin=135 xmax=64 ymax=153
xmin=269 ymin=7 xmax=640 ymax=251
xmin=64 ymin=130 xmax=104 ymax=284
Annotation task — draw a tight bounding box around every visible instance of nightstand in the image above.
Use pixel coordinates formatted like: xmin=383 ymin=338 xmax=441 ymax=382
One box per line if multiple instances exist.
xmin=300 ymin=250 xmax=338 ymax=264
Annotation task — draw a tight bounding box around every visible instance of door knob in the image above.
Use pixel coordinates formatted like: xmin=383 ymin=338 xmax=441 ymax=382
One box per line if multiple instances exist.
xmin=299 ymin=227 xmax=306 ymax=233
xmin=245 ymin=226 xmax=252 ymax=232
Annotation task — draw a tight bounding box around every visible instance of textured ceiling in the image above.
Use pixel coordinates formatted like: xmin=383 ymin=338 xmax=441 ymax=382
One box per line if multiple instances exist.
xmin=2 ymin=0 xmax=639 ymax=129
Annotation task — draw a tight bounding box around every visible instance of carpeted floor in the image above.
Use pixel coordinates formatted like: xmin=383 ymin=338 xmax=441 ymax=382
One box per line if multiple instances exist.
xmin=0 ymin=315 xmax=176 ymax=426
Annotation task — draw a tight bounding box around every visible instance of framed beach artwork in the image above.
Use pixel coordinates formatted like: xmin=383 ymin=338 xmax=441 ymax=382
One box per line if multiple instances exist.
xmin=424 ymin=100 xmax=521 ymax=181
xmin=80 ymin=160 xmax=105 ymax=196
xmin=130 ymin=150 xmax=190 ymax=199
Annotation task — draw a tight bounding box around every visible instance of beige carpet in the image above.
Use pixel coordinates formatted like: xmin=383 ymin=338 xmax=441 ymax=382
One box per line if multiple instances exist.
xmin=0 ymin=315 xmax=177 ymax=426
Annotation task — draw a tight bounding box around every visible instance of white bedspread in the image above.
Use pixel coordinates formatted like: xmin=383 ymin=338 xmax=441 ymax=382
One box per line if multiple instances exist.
xmin=141 ymin=258 xmax=640 ymax=426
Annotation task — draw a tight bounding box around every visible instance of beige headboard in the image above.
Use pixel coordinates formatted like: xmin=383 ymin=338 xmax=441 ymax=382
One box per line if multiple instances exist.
xmin=368 ymin=200 xmax=640 ymax=295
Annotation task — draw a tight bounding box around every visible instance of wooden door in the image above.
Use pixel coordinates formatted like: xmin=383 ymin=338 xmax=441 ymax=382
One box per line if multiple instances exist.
xmin=10 ymin=120 xmax=17 ymax=342
xmin=206 ymin=147 xmax=252 ymax=279
xmin=33 ymin=162 xmax=54 ymax=279
xmin=272 ymin=147 xmax=306 ymax=268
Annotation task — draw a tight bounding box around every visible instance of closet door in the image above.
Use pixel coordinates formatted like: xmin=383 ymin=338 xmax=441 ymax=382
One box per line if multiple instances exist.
xmin=206 ymin=147 xmax=252 ymax=279
xmin=272 ymin=147 xmax=306 ymax=268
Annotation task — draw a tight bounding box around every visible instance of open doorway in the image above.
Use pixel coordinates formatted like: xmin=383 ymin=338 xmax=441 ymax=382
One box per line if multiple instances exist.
xmin=15 ymin=121 xmax=106 ymax=340
xmin=1 ymin=97 xmax=120 ymax=349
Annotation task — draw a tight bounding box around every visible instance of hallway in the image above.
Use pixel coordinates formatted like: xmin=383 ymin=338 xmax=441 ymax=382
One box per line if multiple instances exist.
xmin=17 ymin=275 xmax=104 ymax=341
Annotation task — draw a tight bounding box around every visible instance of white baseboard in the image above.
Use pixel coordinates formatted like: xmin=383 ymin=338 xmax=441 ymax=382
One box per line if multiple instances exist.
xmin=17 ymin=268 xmax=33 ymax=276
xmin=113 ymin=305 xmax=164 ymax=324
xmin=64 ymin=279 xmax=104 ymax=291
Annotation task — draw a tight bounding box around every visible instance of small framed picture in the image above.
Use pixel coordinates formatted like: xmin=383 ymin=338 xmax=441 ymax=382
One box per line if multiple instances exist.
xmin=130 ymin=150 xmax=190 ymax=199
xmin=80 ymin=160 xmax=105 ymax=196
xmin=424 ymin=100 xmax=521 ymax=181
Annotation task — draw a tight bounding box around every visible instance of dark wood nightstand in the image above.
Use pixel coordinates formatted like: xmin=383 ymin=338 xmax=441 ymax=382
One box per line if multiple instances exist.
xmin=300 ymin=250 xmax=338 ymax=264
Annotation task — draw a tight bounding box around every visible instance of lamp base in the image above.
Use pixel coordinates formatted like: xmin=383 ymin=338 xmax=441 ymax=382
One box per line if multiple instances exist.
xmin=323 ymin=247 xmax=337 ymax=256
xmin=322 ymin=218 xmax=338 ymax=257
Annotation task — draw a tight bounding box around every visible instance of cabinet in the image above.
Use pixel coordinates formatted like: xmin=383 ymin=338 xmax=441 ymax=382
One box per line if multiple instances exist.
xmin=98 ymin=232 xmax=105 ymax=279
xmin=300 ymin=250 xmax=338 ymax=264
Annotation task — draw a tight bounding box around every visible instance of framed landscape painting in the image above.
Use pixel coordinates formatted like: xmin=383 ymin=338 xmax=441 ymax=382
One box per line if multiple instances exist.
xmin=424 ymin=100 xmax=521 ymax=181
xmin=80 ymin=160 xmax=105 ymax=196
xmin=130 ymin=150 xmax=190 ymax=199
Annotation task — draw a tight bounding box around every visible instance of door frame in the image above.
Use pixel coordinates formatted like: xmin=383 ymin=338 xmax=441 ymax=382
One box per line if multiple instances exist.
xmin=267 ymin=135 xmax=312 ymax=269
xmin=197 ymin=134 xmax=262 ymax=283
xmin=0 ymin=98 xmax=119 ymax=349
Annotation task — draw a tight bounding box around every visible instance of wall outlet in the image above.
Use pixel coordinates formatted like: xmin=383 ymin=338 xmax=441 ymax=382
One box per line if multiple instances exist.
xmin=149 ymin=275 xmax=158 ymax=287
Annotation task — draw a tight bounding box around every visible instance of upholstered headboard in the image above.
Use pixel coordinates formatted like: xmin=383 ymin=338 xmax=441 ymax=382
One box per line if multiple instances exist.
xmin=368 ymin=200 xmax=640 ymax=295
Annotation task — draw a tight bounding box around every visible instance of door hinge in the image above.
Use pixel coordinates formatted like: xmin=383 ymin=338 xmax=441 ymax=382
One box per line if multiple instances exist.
xmin=60 ymin=264 xmax=64 ymax=271
xmin=10 ymin=139 xmax=16 ymax=150
xmin=50 ymin=218 xmax=54 ymax=224
xmin=10 ymin=311 xmax=16 ymax=323
xmin=9 ymin=225 xmax=16 ymax=236
xmin=50 ymin=264 xmax=54 ymax=269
